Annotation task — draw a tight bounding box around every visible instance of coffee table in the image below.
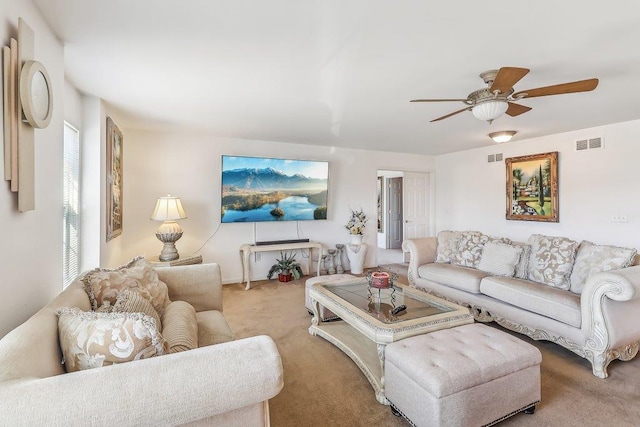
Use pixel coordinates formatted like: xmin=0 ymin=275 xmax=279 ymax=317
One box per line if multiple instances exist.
xmin=308 ymin=277 xmax=473 ymax=404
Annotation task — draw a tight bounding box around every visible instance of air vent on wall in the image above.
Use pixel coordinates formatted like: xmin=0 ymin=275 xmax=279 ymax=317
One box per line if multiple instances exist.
xmin=575 ymin=137 xmax=603 ymax=151
xmin=487 ymin=153 xmax=503 ymax=163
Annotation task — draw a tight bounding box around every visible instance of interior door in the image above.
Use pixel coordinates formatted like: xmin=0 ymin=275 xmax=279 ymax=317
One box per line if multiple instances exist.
xmin=403 ymin=172 xmax=430 ymax=240
xmin=387 ymin=177 xmax=403 ymax=249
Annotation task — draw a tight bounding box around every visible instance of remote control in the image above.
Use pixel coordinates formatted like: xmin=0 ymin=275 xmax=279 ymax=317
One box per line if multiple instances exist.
xmin=391 ymin=305 xmax=407 ymax=315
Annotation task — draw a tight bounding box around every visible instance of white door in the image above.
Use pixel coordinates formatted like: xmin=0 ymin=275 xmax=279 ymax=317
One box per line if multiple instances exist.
xmin=403 ymin=172 xmax=430 ymax=240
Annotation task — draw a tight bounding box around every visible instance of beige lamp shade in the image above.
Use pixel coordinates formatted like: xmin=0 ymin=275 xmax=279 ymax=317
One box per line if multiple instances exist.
xmin=150 ymin=195 xmax=187 ymax=221
xmin=150 ymin=194 xmax=187 ymax=261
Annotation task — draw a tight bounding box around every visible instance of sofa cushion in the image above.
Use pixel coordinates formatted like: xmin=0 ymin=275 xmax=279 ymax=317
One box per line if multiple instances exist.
xmin=162 ymin=301 xmax=199 ymax=353
xmin=101 ymin=289 xmax=162 ymax=330
xmin=435 ymin=230 xmax=463 ymax=263
xmin=480 ymin=276 xmax=581 ymax=328
xmin=83 ymin=256 xmax=171 ymax=316
xmin=477 ymin=242 xmax=523 ymax=277
xmin=196 ymin=311 xmax=235 ymax=346
xmin=527 ymin=234 xmax=579 ymax=290
xmin=418 ymin=263 xmax=491 ymax=294
xmin=569 ymin=241 xmax=637 ymax=294
xmin=57 ymin=307 xmax=166 ymax=372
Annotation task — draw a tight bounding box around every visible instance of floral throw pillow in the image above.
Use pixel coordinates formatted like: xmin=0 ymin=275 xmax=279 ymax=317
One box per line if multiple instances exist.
xmin=527 ymin=234 xmax=579 ymax=290
xmin=435 ymin=231 xmax=463 ymax=263
xmin=452 ymin=231 xmax=489 ymax=268
xmin=569 ymin=241 xmax=637 ymax=294
xmin=57 ymin=308 xmax=166 ymax=372
xmin=510 ymin=242 xmax=532 ymax=279
xmin=83 ymin=256 xmax=171 ymax=316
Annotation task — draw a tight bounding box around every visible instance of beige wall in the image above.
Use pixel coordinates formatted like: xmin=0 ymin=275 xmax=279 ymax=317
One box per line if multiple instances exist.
xmin=435 ymin=119 xmax=640 ymax=248
xmin=0 ymin=2 xmax=65 ymax=337
xmin=111 ymin=129 xmax=435 ymax=283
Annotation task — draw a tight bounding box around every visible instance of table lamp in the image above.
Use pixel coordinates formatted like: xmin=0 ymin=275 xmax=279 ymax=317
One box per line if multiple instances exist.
xmin=150 ymin=194 xmax=187 ymax=261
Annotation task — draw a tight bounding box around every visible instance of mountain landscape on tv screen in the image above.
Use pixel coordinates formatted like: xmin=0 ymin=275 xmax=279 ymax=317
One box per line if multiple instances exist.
xmin=221 ymin=167 xmax=328 ymax=222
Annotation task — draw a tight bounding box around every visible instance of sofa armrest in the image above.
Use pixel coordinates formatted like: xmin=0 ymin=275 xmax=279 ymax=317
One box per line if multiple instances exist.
xmin=0 ymin=335 xmax=283 ymax=426
xmin=580 ymin=265 xmax=640 ymax=377
xmin=402 ymin=237 xmax=437 ymax=285
xmin=157 ymin=263 xmax=223 ymax=312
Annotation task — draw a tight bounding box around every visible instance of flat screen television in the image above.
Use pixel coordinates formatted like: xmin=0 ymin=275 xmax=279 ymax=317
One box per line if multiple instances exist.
xmin=221 ymin=155 xmax=329 ymax=223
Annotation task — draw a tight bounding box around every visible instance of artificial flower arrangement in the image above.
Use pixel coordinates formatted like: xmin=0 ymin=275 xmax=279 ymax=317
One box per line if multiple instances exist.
xmin=345 ymin=208 xmax=368 ymax=235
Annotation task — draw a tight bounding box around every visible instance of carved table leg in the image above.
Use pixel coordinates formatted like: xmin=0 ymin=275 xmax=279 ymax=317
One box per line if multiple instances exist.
xmin=377 ymin=343 xmax=386 ymax=389
xmin=309 ymin=296 xmax=321 ymax=329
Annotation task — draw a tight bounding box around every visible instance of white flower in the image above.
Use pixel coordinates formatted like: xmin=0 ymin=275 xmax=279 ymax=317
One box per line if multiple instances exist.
xmin=345 ymin=209 xmax=368 ymax=235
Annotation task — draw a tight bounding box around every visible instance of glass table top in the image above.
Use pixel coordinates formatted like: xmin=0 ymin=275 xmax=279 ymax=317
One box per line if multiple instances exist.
xmin=322 ymin=281 xmax=454 ymax=324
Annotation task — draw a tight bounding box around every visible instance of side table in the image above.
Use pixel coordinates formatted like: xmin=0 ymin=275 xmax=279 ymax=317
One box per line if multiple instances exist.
xmin=148 ymin=254 xmax=203 ymax=267
xmin=240 ymin=241 xmax=323 ymax=290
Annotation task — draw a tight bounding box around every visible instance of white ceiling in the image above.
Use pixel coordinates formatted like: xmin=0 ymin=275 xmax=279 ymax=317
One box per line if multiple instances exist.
xmin=33 ymin=0 xmax=640 ymax=155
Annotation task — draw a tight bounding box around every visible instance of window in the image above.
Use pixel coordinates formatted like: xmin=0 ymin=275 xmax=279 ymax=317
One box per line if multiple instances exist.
xmin=63 ymin=122 xmax=80 ymax=287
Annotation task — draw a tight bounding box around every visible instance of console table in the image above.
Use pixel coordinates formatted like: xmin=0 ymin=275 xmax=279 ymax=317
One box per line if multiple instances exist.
xmin=240 ymin=241 xmax=323 ymax=290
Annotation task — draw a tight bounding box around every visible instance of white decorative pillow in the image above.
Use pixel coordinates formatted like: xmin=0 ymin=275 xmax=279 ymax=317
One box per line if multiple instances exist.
xmin=452 ymin=231 xmax=488 ymax=268
xmin=435 ymin=231 xmax=463 ymax=263
xmin=510 ymin=242 xmax=532 ymax=279
xmin=478 ymin=242 xmax=523 ymax=277
xmin=527 ymin=234 xmax=579 ymax=290
xmin=569 ymin=241 xmax=637 ymax=294
xmin=57 ymin=308 xmax=166 ymax=373
xmin=83 ymin=256 xmax=171 ymax=316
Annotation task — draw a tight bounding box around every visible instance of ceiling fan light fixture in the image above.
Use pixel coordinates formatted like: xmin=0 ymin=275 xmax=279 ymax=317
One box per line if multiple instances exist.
xmin=472 ymin=100 xmax=508 ymax=123
xmin=489 ymin=130 xmax=517 ymax=143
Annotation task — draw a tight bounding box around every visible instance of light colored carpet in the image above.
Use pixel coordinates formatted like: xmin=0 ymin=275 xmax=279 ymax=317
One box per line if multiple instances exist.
xmin=222 ymin=275 xmax=640 ymax=426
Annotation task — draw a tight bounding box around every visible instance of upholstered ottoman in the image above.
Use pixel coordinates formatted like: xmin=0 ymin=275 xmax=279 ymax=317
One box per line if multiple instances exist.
xmin=305 ymin=274 xmax=355 ymax=321
xmin=385 ymin=323 xmax=541 ymax=427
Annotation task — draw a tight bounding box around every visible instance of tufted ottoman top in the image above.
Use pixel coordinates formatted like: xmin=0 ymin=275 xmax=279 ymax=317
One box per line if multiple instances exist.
xmin=385 ymin=323 xmax=542 ymax=399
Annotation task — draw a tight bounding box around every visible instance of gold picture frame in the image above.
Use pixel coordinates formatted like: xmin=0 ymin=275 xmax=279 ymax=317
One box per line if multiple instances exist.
xmin=106 ymin=117 xmax=123 ymax=241
xmin=506 ymin=151 xmax=558 ymax=222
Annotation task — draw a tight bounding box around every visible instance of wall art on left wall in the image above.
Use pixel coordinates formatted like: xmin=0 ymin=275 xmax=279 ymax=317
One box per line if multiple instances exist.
xmin=106 ymin=117 xmax=123 ymax=241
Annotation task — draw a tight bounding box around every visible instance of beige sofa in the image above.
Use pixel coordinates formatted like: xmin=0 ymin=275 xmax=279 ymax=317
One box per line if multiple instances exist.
xmin=403 ymin=236 xmax=640 ymax=379
xmin=0 ymin=263 xmax=284 ymax=425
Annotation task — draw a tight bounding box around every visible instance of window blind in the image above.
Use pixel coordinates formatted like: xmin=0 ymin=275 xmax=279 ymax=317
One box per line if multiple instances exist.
xmin=63 ymin=122 xmax=80 ymax=287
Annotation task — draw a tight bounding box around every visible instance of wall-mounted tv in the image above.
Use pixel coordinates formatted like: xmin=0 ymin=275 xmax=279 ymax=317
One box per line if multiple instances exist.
xmin=221 ymin=155 xmax=329 ymax=223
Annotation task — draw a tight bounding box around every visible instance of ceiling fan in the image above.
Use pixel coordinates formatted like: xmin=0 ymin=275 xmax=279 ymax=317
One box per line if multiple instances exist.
xmin=410 ymin=67 xmax=598 ymax=123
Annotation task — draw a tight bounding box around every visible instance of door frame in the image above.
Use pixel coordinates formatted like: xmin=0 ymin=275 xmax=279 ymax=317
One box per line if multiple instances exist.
xmin=376 ymin=169 xmax=435 ymax=250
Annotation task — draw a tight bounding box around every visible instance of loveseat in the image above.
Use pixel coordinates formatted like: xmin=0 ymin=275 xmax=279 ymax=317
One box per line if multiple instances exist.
xmin=402 ymin=232 xmax=640 ymax=379
xmin=0 ymin=263 xmax=284 ymax=425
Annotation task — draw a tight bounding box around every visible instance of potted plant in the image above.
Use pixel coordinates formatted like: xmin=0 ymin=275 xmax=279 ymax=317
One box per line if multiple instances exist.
xmin=267 ymin=251 xmax=304 ymax=282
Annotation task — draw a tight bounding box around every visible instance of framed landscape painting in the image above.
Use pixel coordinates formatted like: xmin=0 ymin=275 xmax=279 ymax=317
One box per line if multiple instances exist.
xmin=506 ymin=151 xmax=558 ymax=222
xmin=106 ymin=117 xmax=123 ymax=241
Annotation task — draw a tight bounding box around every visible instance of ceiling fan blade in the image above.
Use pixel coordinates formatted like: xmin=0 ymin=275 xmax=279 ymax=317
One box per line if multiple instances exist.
xmin=410 ymin=99 xmax=468 ymax=103
xmin=513 ymin=78 xmax=599 ymax=99
xmin=490 ymin=67 xmax=530 ymax=94
xmin=506 ymin=102 xmax=532 ymax=117
xmin=430 ymin=107 xmax=471 ymax=122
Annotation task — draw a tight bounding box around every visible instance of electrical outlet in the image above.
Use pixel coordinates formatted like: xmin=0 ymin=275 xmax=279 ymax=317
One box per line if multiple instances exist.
xmin=255 ymin=253 xmax=261 ymax=262
xmin=611 ymin=215 xmax=629 ymax=223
